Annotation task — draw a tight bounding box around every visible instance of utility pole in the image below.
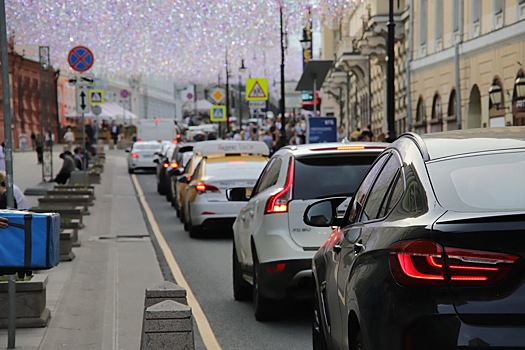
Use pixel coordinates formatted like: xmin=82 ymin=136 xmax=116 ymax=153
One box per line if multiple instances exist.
xmin=279 ymin=5 xmax=286 ymax=146
xmin=386 ymin=0 xmax=396 ymax=142
xmin=225 ymin=49 xmax=231 ymax=137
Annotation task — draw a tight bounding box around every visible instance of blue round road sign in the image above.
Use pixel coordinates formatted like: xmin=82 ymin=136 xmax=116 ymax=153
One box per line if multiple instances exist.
xmin=68 ymin=46 xmax=94 ymax=72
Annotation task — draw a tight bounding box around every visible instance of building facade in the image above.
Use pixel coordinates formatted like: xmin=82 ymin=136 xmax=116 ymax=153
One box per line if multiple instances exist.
xmin=319 ymin=0 xmax=525 ymax=140
xmin=0 ymin=46 xmax=58 ymax=150
xmin=412 ymin=0 xmax=525 ymax=133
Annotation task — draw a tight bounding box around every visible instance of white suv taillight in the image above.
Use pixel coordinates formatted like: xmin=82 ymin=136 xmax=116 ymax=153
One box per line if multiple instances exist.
xmin=264 ymin=158 xmax=294 ymax=214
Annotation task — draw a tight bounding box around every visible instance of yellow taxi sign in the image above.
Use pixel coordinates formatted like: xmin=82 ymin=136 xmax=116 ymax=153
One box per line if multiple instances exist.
xmin=245 ymin=78 xmax=268 ymax=101
xmin=193 ymin=141 xmax=270 ymax=157
xmin=210 ymin=105 xmax=226 ymax=122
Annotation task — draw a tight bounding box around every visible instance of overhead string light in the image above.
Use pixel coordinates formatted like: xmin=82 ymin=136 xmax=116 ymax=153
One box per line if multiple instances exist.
xmin=5 ymin=0 xmax=361 ymax=83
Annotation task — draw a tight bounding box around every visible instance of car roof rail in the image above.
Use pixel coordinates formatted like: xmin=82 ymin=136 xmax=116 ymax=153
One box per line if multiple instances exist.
xmin=397 ymin=132 xmax=430 ymax=161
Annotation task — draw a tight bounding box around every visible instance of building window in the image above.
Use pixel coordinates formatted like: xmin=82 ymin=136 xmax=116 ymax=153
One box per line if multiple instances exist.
xmin=471 ymin=1 xmax=481 ymax=37
xmin=518 ymin=0 xmax=525 ymax=20
xmin=435 ymin=1 xmax=443 ymax=50
xmin=494 ymin=0 xmax=505 ymax=29
xmin=447 ymin=89 xmax=458 ymax=131
xmin=419 ymin=0 xmax=428 ymax=55
xmin=415 ymin=96 xmax=427 ymax=135
xmin=431 ymin=94 xmax=443 ymax=133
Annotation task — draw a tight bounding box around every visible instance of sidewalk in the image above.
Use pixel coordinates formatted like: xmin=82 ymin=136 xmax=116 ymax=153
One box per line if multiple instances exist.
xmin=0 ymin=146 xmax=164 ymax=349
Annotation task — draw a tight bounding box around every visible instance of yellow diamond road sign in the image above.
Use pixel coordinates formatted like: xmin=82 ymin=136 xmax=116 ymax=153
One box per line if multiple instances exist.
xmin=246 ymin=78 xmax=268 ymax=101
xmin=210 ymin=105 xmax=226 ymax=122
xmin=88 ymin=89 xmax=105 ymax=105
xmin=210 ymin=88 xmax=225 ymax=104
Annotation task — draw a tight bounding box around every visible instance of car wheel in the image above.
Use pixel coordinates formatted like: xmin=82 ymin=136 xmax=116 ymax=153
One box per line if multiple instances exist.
xmin=166 ymin=188 xmax=172 ymax=202
xmin=313 ymin=290 xmax=328 ymax=350
xmin=128 ymin=168 xmax=134 ymax=174
xmin=350 ymin=328 xmax=364 ymax=350
xmin=233 ymin=244 xmax=251 ymax=301
xmin=157 ymin=181 xmax=166 ymax=195
xmin=252 ymin=250 xmax=278 ymax=321
xmin=189 ymin=225 xmax=201 ymax=238
xmin=180 ymin=207 xmax=185 ymax=223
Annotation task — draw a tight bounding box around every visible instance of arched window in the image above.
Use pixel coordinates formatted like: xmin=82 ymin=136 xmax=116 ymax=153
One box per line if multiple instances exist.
xmin=415 ymin=96 xmax=427 ymax=135
xmin=447 ymin=89 xmax=458 ymax=131
xmin=431 ymin=94 xmax=443 ymax=132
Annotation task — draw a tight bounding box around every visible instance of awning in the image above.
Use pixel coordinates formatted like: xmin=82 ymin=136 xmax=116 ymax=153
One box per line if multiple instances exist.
xmin=295 ymin=60 xmax=334 ymax=91
xmin=65 ymin=102 xmax=138 ymax=120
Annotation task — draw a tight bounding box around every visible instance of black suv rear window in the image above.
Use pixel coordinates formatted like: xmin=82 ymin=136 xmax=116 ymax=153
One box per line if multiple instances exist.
xmin=293 ymin=155 xmax=379 ymax=200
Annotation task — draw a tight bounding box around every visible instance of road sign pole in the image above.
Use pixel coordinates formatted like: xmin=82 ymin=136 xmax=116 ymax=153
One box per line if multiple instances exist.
xmin=82 ymin=112 xmax=87 ymax=183
xmin=1 ymin=1 xmax=17 ymax=347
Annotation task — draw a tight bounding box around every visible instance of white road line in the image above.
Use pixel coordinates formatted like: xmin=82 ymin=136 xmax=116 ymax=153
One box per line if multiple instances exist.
xmin=132 ymin=174 xmax=222 ymax=350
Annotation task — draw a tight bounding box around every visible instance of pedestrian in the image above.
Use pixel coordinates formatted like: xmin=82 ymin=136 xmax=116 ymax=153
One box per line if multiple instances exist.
xmin=0 ymin=142 xmax=5 ymax=172
xmin=110 ymin=121 xmax=119 ymax=145
xmin=63 ymin=126 xmax=75 ymax=150
xmin=31 ymin=131 xmax=36 ymax=150
xmin=54 ymin=151 xmax=76 ymax=184
xmin=0 ymin=171 xmax=28 ymax=210
xmin=73 ymin=147 xmax=86 ymax=170
xmin=0 ymin=172 xmax=16 ymax=209
xmin=35 ymin=134 xmax=44 ymax=164
xmin=361 ymin=124 xmax=374 ymax=140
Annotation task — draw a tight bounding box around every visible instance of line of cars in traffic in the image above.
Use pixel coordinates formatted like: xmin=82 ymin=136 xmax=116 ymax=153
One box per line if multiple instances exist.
xmin=128 ymin=126 xmax=525 ymax=349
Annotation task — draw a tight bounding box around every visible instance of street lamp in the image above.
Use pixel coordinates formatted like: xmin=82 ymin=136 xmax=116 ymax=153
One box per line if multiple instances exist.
xmin=489 ymin=79 xmax=503 ymax=107
xmin=225 ymin=49 xmax=231 ymax=137
xmin=238 ymin=59 xmax=247 ymax=127
xmin=515 ymin=72 xmax=525 ymax=98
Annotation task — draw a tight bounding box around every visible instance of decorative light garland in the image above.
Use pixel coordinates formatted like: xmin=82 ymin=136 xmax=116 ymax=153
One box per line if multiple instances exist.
xmin=5 ymin=0 xmax=360 ymax=83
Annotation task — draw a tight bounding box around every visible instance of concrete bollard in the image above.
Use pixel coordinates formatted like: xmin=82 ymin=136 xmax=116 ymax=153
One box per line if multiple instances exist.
xmin=141 ymin=300 xmax=194 ymax=350
xmin=144 ymin=281 xmax=188 ymax=308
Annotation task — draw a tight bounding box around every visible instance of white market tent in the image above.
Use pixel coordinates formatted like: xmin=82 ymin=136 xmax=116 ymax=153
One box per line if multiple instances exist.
xmin=65 ymin=102 xmax=138 ymax=123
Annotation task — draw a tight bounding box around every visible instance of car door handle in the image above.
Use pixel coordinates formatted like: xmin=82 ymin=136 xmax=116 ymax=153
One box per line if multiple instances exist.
xmin=333 ymin=244 xmax=342 ymax=254
xmin=355 ymin=241 xmax=366 ymax=254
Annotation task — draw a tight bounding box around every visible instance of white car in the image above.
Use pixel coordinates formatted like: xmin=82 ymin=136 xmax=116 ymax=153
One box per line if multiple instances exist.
xmin=181 ymin=140 xmax=269 ymax=237
xmin=126 ymin=140 xmax=163 ymax=174
xmin=231 ymin=142 xmax=388 ymax=321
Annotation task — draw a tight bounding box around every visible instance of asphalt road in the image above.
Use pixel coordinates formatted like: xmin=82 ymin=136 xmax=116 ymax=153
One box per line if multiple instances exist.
xmin=135 ymin=171 xmax=312 ymax=350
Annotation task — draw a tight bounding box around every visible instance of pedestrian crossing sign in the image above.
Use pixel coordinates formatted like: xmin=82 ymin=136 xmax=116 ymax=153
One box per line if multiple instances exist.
xmin=246 ymin=78 xmax=268 ymax=101
xmin=88 ymin=89 xmax=105 ymax=105
xmin=210 ymin=105 xmax=227 ymax=122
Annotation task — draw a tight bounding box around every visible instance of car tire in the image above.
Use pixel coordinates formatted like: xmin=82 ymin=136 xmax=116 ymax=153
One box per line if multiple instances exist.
xmin=233 ymin=244 xmax=251 ymax=301
xmin=128 ymin=168 xmax=134 ymax=174
xmin=253 ymin=250 xmax=278 ymax=321
xmin=157 ymin=181 xmax=166 ymax=195
xmin=313 ymin=290 xmax=328 ymax=350
xmin=166 ymin=188 xmax=172 ymax=202
xmin=189 ymin=226 xmax=201 ymax=238
xmin=350 ymin=328 xmax=364 ymax=350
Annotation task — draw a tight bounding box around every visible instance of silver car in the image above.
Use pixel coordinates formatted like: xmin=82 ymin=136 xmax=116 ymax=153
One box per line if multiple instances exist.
xmin=126 ymin=141 xmax=163 ymax=174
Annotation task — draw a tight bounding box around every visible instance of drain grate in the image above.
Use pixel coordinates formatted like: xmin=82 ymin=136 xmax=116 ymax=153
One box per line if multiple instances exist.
xmin=90 ymin=234 xmax=151 ymax=242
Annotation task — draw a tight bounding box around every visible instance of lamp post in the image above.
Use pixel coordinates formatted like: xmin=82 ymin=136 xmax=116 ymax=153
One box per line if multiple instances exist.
xmin=279 ymin=4 xmax=287 ymax=147
xmin=225 ymin=49 xmax=231 ymax=137
xmin=238 ymin=59 xmax=246 ymax=127
xmin=386 ymin=0 xmax=396 ymax=142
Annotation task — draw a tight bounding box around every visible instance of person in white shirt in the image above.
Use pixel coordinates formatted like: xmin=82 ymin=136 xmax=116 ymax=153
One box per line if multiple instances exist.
xmin=0 ymin=171 xmax=29 ymax=210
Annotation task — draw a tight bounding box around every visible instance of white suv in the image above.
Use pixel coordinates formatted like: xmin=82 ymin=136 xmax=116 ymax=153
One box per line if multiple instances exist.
xmin=231 ymin=142 xmax=388 ymax=321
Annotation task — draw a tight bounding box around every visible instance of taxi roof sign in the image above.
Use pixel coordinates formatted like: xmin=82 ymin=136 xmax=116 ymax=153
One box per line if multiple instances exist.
xmin=193 ymin=141 xmax=269 ymax=157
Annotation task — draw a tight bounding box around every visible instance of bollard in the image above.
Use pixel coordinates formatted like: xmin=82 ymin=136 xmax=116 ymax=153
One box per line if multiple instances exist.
xmin=144 ymin=281 xmax=187 ymax=308
xmin=141 ymin=300 xmax=194 ymax=350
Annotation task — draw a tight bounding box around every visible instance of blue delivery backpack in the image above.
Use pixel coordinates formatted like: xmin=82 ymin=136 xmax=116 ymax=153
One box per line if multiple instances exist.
xmin=0 ymin=210 xmax=60 ymax=271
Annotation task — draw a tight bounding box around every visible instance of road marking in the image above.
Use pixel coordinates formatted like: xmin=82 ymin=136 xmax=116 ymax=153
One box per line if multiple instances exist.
xmin=132 ymin=175 xmax=222 ymax=350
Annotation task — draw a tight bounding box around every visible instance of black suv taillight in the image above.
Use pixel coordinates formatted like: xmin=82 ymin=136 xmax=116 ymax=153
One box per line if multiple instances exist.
xmin=389 ymin=239 xmax=519 ymax=287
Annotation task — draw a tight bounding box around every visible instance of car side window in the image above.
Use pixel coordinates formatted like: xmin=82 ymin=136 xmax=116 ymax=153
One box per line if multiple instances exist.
xmin=192 ymin=160 xmax=203 ymax=179
xmin=184 ymin=159 xmax=194 ymax=175
xmin=379 ymin=169 xmax=405 ymax=218
xmin=360 ymin=154 xmax=402 ymax=221
xmin=252 ymin=157 xmax=283 ymax=197
xmin=346 ymin=153 xmax=390 ymax=224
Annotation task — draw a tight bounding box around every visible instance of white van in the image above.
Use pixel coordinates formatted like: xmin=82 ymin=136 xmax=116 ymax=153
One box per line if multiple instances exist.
xmin=136 ymin=119 xmax=181 ymax=142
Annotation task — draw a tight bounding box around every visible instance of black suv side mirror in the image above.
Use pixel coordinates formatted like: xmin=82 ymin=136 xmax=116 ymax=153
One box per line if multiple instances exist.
xmin=303 ymin=197 xmax=347 ymax=227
